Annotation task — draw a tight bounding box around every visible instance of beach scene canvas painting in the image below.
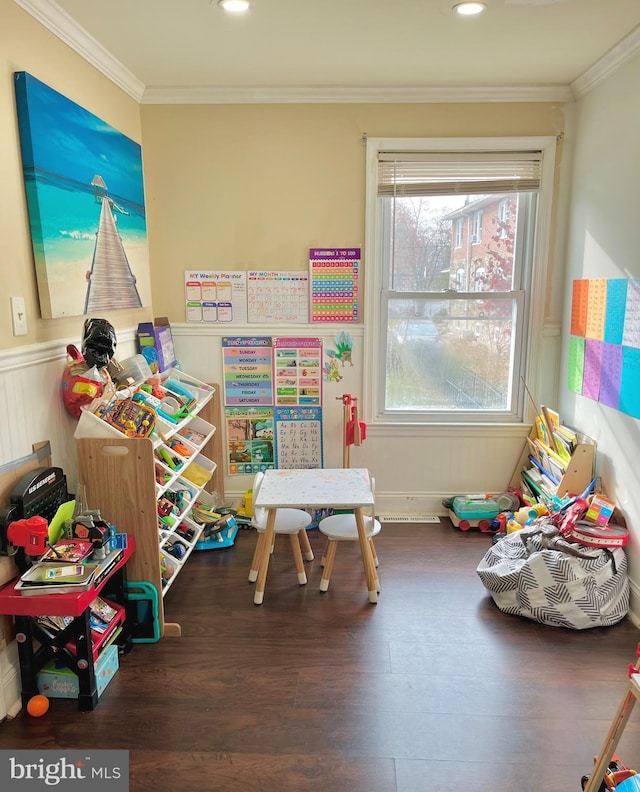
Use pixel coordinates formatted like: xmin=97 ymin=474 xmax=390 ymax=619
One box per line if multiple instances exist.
xmin=14 ymin=71 xmax=149 ymax=318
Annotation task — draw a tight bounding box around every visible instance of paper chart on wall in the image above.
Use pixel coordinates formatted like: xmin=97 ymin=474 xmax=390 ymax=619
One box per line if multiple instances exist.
xmin=273 ymin=337 xmax=323 ymax=407
xmin=309 ymin=248 xmax=360 ymax=323
xmin=222 ymin=336 xmax=273 ymax=406
xmin=225 ymin=406 xmax=275 ymax=476
xmin=185 ymin=271 xmax=247 ymax=323
xmin=275 ymin=407 xmax=323 ymax=469
xmin=568 ymin=277 xmax=640 ymax=418
xmin=247 ymin=271 xmax=309 ymax=323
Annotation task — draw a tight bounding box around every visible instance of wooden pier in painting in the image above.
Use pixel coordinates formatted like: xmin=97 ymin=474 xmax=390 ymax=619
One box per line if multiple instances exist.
xmin=84 ymin=175 xmax=142 ymax=313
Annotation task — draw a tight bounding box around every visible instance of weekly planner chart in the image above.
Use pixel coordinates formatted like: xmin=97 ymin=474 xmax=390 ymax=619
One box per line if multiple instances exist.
xmin=185 ymin=271 xmax=248 ymax=323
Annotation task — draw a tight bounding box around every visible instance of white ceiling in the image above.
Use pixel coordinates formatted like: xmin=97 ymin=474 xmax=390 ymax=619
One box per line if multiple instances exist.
xmin=16 ymin=0 xmax=640 ymax=102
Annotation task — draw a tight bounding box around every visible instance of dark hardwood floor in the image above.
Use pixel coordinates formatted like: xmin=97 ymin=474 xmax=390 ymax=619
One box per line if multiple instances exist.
xmin=1 ymin=520 xmax=639 ymax=791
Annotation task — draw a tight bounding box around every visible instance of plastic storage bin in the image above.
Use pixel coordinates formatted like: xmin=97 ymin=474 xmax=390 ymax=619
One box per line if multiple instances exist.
xmin=37 ymin=643 xmax=119 ymax=700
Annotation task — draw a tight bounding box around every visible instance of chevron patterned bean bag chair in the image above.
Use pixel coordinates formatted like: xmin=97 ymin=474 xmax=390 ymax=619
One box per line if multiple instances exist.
xmin=476 ymin=520 xmax=629 ymax=629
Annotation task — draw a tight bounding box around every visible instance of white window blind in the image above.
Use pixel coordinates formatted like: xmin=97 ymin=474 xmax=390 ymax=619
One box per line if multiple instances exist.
xmin=377 ymin=151 xmax=542 ymax=197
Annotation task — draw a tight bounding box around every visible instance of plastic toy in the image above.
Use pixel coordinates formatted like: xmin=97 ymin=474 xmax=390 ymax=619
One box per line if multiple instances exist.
xmin=581 ymin=755 xmax=638 ymax=791
xmin=337 ymin=394 xmax=366 ymax=467
xmin=582 ymin=645 xmax=640 ymax=792
xmin=447 ymin=495 xmax=501 ymax=532
xmin=26 ymin=694 xmax=50 ymax=717
xmin=105 ymin=398 xmax=156 ymax=438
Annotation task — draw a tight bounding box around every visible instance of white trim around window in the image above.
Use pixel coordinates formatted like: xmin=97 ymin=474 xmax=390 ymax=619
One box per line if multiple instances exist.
xmin=363 ymin=135 xmax=557 ymax=427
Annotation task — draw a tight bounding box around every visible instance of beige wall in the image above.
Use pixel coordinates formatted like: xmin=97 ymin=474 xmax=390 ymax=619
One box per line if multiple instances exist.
xmin=140 ymin=101 xmax=568 ymax=518
xmin=141 ymin=102 xmax=566 ymax=322
xmin=0 ymin=0 xmax=151 ymax=351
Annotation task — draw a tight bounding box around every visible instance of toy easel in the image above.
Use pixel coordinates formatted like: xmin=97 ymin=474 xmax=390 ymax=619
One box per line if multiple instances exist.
xmin=583 ymin=644 xmax=640 ymax=792
xmin=338 ymin=394 xmax=366 ymax=467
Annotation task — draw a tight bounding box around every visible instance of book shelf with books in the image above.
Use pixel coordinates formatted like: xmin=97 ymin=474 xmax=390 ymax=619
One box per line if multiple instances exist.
xmin=510 ymin=411 xmax=596 ymax=506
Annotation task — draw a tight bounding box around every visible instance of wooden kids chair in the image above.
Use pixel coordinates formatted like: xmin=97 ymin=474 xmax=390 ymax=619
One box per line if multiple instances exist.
xmin=317 ymin=475 xmax=381 ymax=593
xmin=248 ymin=471 xmax=315 ymax=586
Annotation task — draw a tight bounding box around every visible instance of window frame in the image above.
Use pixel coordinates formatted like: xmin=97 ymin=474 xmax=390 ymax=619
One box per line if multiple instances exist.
xmin=363 ymin=136 xmax=557 ymax=427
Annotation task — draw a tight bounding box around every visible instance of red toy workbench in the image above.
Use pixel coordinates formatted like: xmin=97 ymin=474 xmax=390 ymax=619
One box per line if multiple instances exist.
xmin=0 ymin=538 xmax=135 ymax=711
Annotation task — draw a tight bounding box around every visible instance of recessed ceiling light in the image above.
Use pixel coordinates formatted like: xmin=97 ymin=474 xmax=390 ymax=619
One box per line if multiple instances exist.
xmin=217 ymin=0 xmax=251 ymax=13
xmin=452 ymin=2 xmax=487 ymax=15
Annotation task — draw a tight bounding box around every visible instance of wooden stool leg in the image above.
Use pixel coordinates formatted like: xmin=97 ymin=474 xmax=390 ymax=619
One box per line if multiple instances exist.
xmin=355 ymin=507 xmax=378 ymax=603
xmin=248 ymin=531 xmax=266 ymax=582
xmin=289 ymin=533 xmax=307 ymax=585
xmin=369 ymin=538 xmax=379 ymax=568
xmin=254 ymin=509 xmax=276 ymax=605
xmin=298 ymin=527 xmax=314 ymax=561
xmin=319 ymin=540 xmax=337 ymax=591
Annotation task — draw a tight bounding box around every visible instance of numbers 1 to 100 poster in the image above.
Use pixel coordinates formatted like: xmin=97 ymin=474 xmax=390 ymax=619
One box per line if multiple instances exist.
xmin=309 ymin=248 xmax=360 ymax=323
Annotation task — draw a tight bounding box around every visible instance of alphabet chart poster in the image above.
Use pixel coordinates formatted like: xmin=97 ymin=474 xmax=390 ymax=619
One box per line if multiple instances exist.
xmin=275 ymin=406 xmax=323 ymax=469
xmin=569 ymin=278 xmax=640 ymax=418
xmin=247 ymin=271 xmax=309 ymax=323
xmin=273 ymin=337 xmax=323 ymax=407
xmin=185 ymin=271 xmax=247 ymax=323
xmin=309 ymin=248 xmax=360 ymax=323
xmin=225 ymin=406 xmax=274 ymax=475
xmin=222 ymin=336 xmax=273 ymax=406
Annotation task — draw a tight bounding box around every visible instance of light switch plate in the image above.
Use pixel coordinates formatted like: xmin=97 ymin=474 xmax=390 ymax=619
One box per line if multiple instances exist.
xmin=11 ymin=296 xmax=27 ymax=336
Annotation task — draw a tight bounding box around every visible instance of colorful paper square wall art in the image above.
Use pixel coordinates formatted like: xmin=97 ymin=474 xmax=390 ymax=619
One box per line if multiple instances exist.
xmin=569 ymin=277 xmax=640 ymax=418
xmin=14 ymin=72 xmax=149 ymax=318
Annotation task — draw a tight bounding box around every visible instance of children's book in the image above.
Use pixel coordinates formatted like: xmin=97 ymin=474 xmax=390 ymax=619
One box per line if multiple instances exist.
xmin=40 ymin=539 xmax=94 ymax=563
xmin=90 ymin=595 xmax=118 ymax=624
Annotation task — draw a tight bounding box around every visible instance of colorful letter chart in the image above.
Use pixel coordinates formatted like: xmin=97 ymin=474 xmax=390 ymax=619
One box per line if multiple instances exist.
xmin=309 ymin=248 xmax=360 ymax=323
xmin=275 ymin=406 xmax=323 ymax=469
xmin=569 ymin=278 xmax=640 ymax=418
xmin=273 ymin=337 xmax=323 ymax=407
xmin=222 ymin=337 xmax=273 ymax=406
xmin=185 ymin=271 xmax=247 ymax=323
xmin=247 ymin=271 xmax=309 ymax=323
xmin=225 ymin=406 xmax=275 ymax=475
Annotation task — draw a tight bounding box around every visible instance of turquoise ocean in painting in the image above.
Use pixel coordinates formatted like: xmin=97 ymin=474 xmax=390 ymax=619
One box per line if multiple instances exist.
xmin=15 ymin=71 xmax=149 ymax=318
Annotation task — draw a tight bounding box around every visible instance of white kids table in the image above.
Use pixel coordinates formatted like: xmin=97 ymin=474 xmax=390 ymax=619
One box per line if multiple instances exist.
xmin=252 ymin=467 xmax=377 ymax=605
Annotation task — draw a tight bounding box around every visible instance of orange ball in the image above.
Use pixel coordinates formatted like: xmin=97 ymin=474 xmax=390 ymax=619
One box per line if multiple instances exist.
xmin=26 ymin=694 xmax=49 ymax=717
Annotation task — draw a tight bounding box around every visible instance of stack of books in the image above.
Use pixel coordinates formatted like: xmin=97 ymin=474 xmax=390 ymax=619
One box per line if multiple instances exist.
xmin=521 ymin=408 xmax=579 ymax=502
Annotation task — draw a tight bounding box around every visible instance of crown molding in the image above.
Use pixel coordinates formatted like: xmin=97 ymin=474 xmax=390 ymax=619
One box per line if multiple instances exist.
xmin=141 ymin=84 xmax=573 ymax=105
xmin=21 ymin=0 xmax=638 ymax=106
xmin=12 ymin=0 xmax=144 ymax=101
xmin=572 ymin=24 xmax=640 ymax=99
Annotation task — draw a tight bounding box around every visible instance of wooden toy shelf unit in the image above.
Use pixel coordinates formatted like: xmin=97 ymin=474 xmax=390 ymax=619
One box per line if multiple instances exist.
xmin=75 ymin=375 xmax=224 ymax=638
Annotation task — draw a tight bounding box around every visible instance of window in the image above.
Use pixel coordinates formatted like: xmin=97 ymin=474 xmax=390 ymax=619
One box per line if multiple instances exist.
xmin=498 ymin=199 xmax=510 ymax=238
xmin=364 ymin=137 xmax=556 ymax=424
xmin=455 ymin=218 xmax=463 ymax=249
xmin=471 ymin=211 xmax=482 ymax=243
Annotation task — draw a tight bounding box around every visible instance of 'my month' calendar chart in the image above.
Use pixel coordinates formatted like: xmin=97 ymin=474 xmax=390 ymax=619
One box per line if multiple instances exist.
xmin=309 ymin=248 xmax=360 ymax=323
